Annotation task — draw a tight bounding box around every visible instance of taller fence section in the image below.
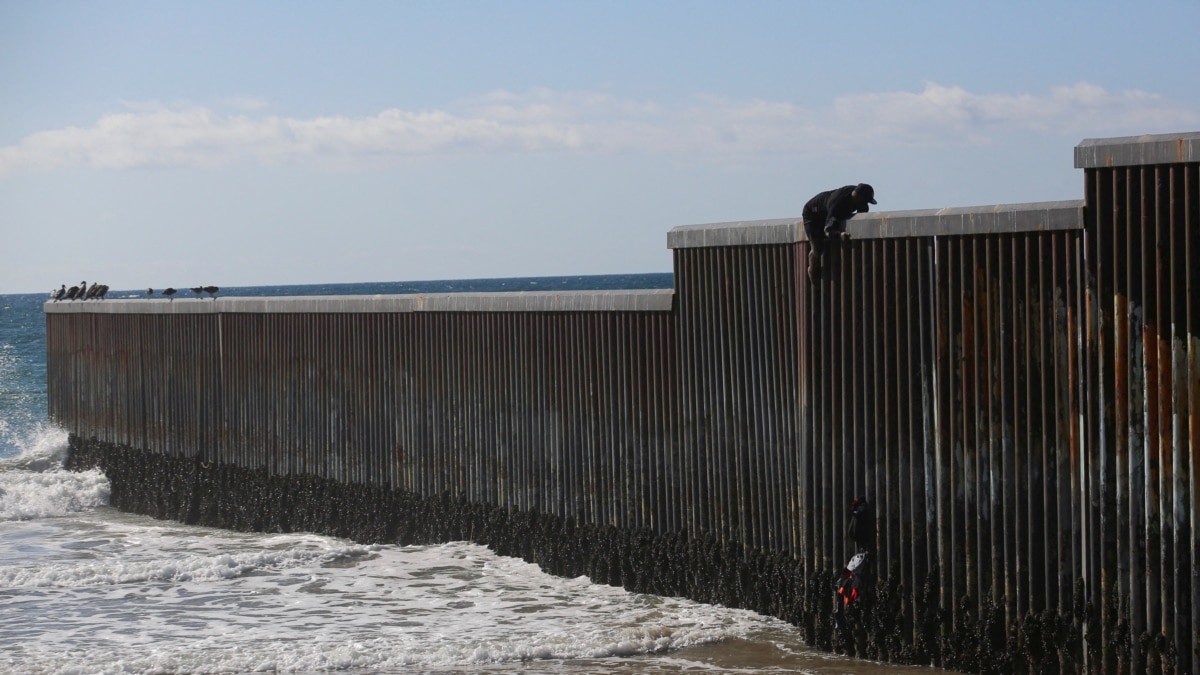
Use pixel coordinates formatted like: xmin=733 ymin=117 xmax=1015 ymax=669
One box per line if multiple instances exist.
xmin=669 ymin=201 xmax=1091 ymax=668
xmin=1075 ymin=133 xmax=1200 ymax=673
xmin=667 ymin=223 xmax=803 ymax=556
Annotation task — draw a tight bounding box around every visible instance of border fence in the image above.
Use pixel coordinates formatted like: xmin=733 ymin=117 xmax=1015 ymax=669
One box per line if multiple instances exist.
xmin=48 ymin=132 xmax=1199 ymax=673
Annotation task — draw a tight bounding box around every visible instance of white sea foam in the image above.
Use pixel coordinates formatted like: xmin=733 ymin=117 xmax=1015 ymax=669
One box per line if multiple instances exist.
xmin=0 ymin=534 xmax=376 ymax=587
xmin=0 ymin=420 xmax=69 ymax=468
xmin=0 ymin=424 xmax=109 ymax=522
xmin=0 ymin=531 xmax=801 ymax=674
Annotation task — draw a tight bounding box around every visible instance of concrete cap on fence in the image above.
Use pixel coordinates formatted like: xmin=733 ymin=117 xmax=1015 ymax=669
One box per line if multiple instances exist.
xmin=666 ymin=218 xmax=800 ymax=249
xmin=667 ymin=200 xmax=1083 ymax=249
xmin=1074 ymin=131 xmax=1200 ymax=168
xmin=44 ymin=289 xmax=676 ymax=314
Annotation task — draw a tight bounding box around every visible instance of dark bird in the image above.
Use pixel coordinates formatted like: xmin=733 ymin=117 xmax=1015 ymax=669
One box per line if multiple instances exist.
xmin=84 ymin=282 xmax=100 ymax=299
xmin=146 ymin=288 xmax=154 ymax=297
xmin=190 ymin=286 xmax=203 ymax=298
xmin=67 ymin=281 xmax=85 ymax=300
xmin=203 ymin=285 xmax=219 ymax=299
xmin=95 ymin=284 xmax=110 ymax=300
xmin=51 ymin=285 xmax=66 ymax=302
xmin=162 ymin=287 xmax=177 ymax=301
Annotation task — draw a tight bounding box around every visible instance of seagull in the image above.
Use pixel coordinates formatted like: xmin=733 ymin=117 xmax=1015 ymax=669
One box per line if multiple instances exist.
xmin=203 ymin=285 xmax=219 ymax=299
xmin=163 ymin=287 xmax=177 ymax=301
xmin=51 ymin=285 xmax=66 ymax=302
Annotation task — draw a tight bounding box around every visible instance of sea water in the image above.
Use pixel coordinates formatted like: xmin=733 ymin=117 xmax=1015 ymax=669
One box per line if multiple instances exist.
xmin=1 ymin=277 xmax=938 ymax=674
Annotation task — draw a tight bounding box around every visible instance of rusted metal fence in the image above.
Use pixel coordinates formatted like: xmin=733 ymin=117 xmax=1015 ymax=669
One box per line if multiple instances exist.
xmin=47 ymin=292 xmax=680 ymax=532
xmin=1077 ymin=136 xmax=1199 ymax=673
xmin=667 ymin=202 xmax=1093 ymax=669
xmin=47 ymin=132 xmax=1200 ymax=673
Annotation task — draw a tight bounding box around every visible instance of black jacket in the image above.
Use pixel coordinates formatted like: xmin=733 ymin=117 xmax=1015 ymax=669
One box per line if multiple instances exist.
xmin=803 ymin=185 xmax=866 ymax=230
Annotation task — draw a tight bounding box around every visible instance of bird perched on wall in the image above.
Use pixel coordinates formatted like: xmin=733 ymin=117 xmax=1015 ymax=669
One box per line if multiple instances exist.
xmin=51 ymin=285 xmax=66 ymax=302
xmin=146 ymin=288 xmax=154 ymax=297
xmin=203 ymin=285 xmax=219 ymax=299
xmin=190 ymin=286 xmax=203 ymax=298
xmin=162 ymin=287 xmax=177 ymax=301
xmin=84 ymin=282 xmax=102 ymax=300
xmin=95 ymin=284 xmax=109 ymax=300
xmin=67 ymin=282 xmax=85 ymax=300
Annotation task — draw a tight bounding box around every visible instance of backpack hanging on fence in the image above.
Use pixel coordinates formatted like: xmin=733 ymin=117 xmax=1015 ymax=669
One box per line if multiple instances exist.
xmin=836 ymin=551 xmax=869 ymax=607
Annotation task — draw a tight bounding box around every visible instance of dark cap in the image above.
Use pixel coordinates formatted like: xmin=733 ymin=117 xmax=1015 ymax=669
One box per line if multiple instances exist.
xmin=855 ymin=183 xmax=877 ymax=204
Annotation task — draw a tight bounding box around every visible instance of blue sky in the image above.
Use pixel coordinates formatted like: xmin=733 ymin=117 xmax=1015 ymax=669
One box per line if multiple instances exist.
xmin=3 ymin=1 xmax=1199 ymax=294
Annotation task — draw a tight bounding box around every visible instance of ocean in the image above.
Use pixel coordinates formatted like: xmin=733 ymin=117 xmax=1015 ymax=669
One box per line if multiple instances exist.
xmin=0 ymin=275 xmax=938 ymax=674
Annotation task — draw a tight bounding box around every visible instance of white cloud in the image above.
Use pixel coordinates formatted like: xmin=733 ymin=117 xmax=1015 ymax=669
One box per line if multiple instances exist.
xmin=832 ymin=82 xmax=1200 ymax=144
xmin=2 ymin=82 xmax=1197 ymax=176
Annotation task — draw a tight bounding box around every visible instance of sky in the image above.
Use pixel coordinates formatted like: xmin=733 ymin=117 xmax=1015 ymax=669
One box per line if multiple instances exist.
xmin=2 ymin=1 xmax=1199 ymax=294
